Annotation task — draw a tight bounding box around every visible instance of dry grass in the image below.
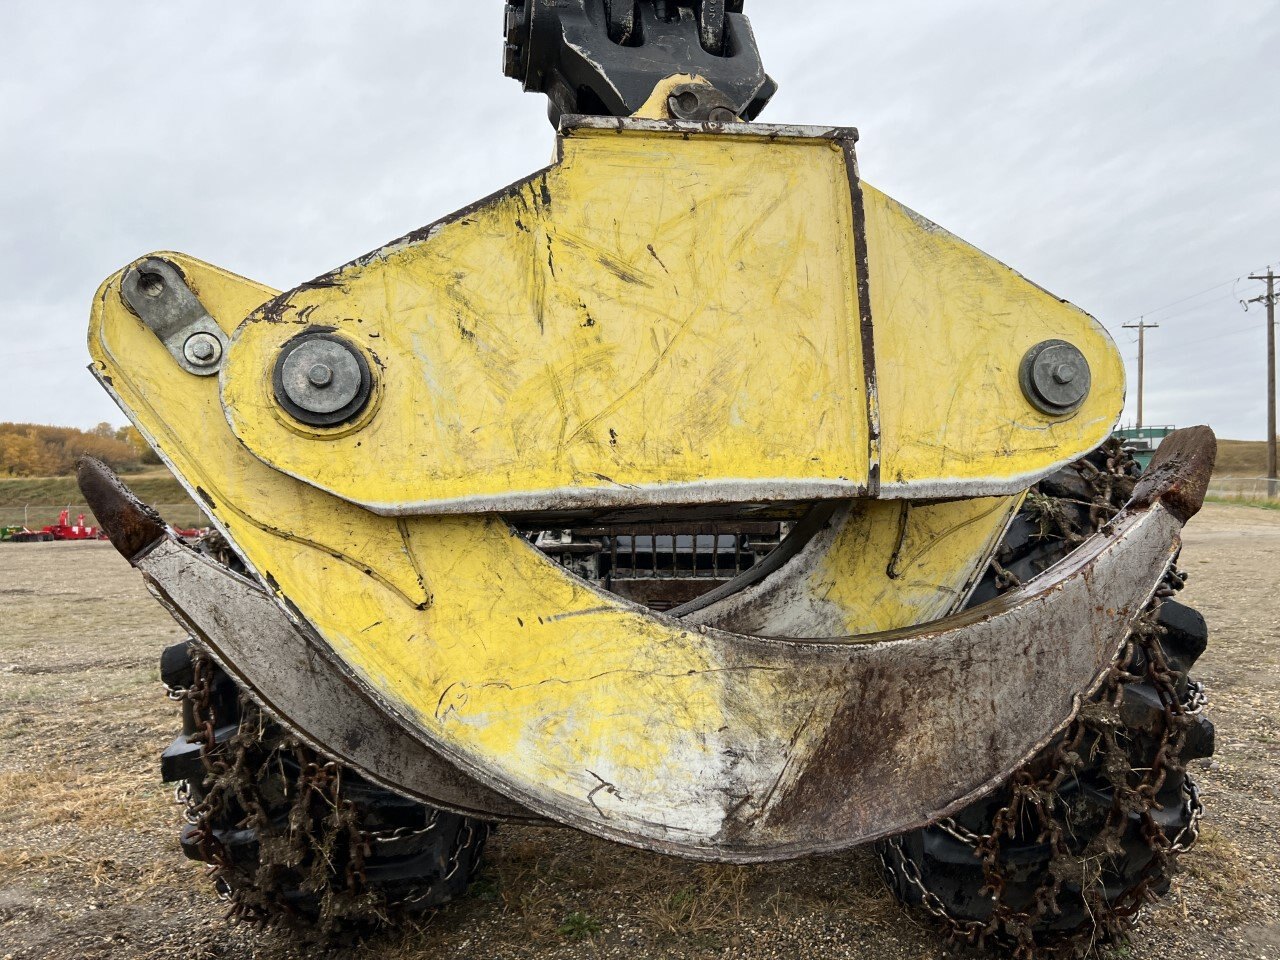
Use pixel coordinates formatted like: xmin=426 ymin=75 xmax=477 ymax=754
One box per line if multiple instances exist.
xmin=0 ymin=765 xmax=163 ymax=832
xmin=1205 ymin=495 xmax=1279 ymax=511
xmin=1174 ymin=827 xmax=1254 ymax=925
xmin=374 ymin=826 xmax=909 ymax=958
xmin=2 ymin=509 xmax=1279 ymax=959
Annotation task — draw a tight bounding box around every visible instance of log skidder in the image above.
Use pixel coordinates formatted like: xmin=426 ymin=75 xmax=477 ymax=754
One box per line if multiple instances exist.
xmin=79 ymin=3 xmax=1220 ymax=955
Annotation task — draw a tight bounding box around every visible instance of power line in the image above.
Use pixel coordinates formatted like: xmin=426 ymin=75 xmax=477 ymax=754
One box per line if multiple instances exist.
xmin=1143 ymin=288 xmax=1256 ymax=325
xmin=1129 ymin=276 xmax=1243 ymax=321
xmin=1127 ymin=261 xmax=1277 ymax=323
xmin=1177 ymin=324 xmax=1265 ymax=350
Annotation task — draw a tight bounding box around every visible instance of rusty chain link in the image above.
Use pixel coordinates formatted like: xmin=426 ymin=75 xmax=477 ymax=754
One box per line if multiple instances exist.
xmin=880 ymin=439 xmax=1209 ymax=958
xmin=167 ymin=644 xmax=469 ymax=931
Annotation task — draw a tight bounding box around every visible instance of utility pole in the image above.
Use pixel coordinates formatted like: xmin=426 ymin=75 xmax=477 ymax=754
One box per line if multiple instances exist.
xmin=1247 ymin=268 xmax=1278 ymax=498
xmin=1122 ymin=319 xmax=1160 ymax=429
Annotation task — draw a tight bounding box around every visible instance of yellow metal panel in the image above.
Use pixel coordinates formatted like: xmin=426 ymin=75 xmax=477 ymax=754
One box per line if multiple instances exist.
xmin=221 ymin=124 xmax=870 ymax=515
xmin=218 ymin=121 xmax=1122 ymax=516
xmin=818 ymin=497 xmax=1022 ymax=632
xmin=864 ymin=186 xmax=1126 ymax=493
xmin=90 ymin=252 xmax=1031 ymax=853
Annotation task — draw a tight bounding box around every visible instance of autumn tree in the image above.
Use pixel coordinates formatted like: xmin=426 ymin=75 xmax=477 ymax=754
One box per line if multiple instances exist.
xmin=0 ymin=423 xmax=143 ymax=476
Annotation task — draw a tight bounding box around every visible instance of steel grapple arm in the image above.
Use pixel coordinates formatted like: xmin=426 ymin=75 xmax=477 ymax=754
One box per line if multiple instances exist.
xmin=82 ymin=428 xmax=1213 ymax=858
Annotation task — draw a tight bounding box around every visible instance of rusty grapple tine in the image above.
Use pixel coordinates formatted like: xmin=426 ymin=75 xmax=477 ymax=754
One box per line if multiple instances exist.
xmin=77 ymin=456 xmax=541 ymax=822
xmin=1126 ymin=424 xmax=1216 ymax=524
xmin=77 ymin=457 xmax=167 ymax=562
xmin=236 ymin=425 xmax=1210 ymax=860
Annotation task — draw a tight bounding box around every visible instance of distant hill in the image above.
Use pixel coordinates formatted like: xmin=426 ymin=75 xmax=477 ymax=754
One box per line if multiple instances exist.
xmin=1214 ymin=439 xmax=1272 ymax=477
xmin=0 ymin=470 xmax=199 ymax=530
xmin=0 ymin=421 xmax=153 ymax=477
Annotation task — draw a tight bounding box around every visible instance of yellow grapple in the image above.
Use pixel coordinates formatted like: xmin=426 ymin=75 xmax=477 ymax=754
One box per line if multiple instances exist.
xmin=81 ymin=3 xmax=1214 ymax=871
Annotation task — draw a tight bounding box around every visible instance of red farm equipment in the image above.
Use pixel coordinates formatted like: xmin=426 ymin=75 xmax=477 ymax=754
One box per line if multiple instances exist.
xmin=8 ymin=509 xmax=106 ymax=543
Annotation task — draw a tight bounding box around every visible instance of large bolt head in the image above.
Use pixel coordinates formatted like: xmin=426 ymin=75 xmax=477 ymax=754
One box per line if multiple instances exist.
xmin=273 ymin=334 xmax=373 ymax=427
xmin=1020 ymin=340 xmax=1092 ymax=416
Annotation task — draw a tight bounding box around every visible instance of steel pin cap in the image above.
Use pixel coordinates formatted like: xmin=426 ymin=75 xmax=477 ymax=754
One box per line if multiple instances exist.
xmin=273 ymin=333 xmax=373 ymax=428
xmin=1020 ymin=341 xmax=1091 ymax=416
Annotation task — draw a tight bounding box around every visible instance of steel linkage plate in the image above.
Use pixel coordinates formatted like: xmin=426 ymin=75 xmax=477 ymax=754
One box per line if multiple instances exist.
xmin=217 ymin=119 xmax=1125 ymax=519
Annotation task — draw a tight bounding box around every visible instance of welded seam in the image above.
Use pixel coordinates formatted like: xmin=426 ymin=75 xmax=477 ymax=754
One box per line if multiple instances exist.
xmin=843 ymin=136 xmax=881 ymax=497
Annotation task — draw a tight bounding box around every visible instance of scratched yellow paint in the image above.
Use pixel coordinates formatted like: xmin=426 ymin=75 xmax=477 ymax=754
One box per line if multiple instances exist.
xmin=92 ymin=253 xmax=1047 ymax=836
xmin=89 ymin=256 xmax=430 ymax=608
xmin=219 ymin=123 xmax=1121 ymax=517
xmin=864 ymin=186 xmax=1126 ymax=491
xmin=806 ymin=496 xmax=1023 ymax=634
xmin=222 ymin=124 xmax=870 ymax=514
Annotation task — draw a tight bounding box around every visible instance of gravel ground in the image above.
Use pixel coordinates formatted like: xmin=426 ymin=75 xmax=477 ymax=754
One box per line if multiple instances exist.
xmin=1 ymin=502 xmax=1277 ymax=960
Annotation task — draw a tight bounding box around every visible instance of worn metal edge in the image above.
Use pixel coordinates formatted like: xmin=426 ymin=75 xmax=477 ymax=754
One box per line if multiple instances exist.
xmin=873 ymin=448 xmax=1109 ymax=502
xmin=349 ymin=478 xmax=872 ymax=518
xmin=140 ymin=545 xmax=546 ymax=825
xmin=560 ymin=114 xmax=859 ymax=143
xmin=292 ymin=469 xmax=1078 ymax=518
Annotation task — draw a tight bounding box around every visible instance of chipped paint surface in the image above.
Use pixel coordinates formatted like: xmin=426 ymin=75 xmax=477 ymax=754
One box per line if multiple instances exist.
xmin=681 ymin=496 xmax=1024 ymax=639
xmin=218 ymin=121 xmax=1122 ymax=517
xmin=88 ymin=250 xmax=1189 ymax=861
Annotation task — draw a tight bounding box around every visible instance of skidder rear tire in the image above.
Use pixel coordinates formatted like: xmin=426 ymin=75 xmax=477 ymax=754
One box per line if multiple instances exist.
xmin=878 ymin=440 xmax=1214 ymax=957
xmin=159 ymin=640 xmax=491 ymax=934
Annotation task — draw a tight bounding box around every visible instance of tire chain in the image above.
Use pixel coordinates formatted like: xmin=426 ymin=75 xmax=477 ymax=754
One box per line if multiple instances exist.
xmin=878 ymin=439 xmax=1208 ymax=958
xmin=170 ymin=648 xmax=486 ymax=929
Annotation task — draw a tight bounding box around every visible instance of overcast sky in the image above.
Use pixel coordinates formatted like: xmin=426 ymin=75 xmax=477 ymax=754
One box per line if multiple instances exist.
xmin=2 ymin=2 xmax=1277 ymax=440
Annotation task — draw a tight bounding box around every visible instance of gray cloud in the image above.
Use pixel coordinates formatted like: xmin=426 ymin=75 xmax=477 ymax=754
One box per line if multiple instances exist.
xmin=2 ymin=2 xmax=1277 ymax=439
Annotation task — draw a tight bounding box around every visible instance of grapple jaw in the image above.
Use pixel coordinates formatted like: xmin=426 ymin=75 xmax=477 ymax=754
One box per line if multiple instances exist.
xmin=81 ymin=112 xmax=1213 ymax=862
xmin=81 ymin=427 xmax=1213 ymax=859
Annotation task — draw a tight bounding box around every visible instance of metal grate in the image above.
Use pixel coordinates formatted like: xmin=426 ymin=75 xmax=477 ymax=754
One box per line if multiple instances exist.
xmin=533 ymin=522 xmax=785 ymax=611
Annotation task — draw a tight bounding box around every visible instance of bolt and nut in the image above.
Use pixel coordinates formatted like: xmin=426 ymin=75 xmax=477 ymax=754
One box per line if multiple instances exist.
xmin=182 ymin=332 xmax=223 ymax=368
xmin=666 ymin=83 xmax=740 ymax=123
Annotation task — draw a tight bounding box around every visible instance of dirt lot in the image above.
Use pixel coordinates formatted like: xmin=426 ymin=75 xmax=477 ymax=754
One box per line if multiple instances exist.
xmin=1 ymin=503 xmax=1278 ymax=960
